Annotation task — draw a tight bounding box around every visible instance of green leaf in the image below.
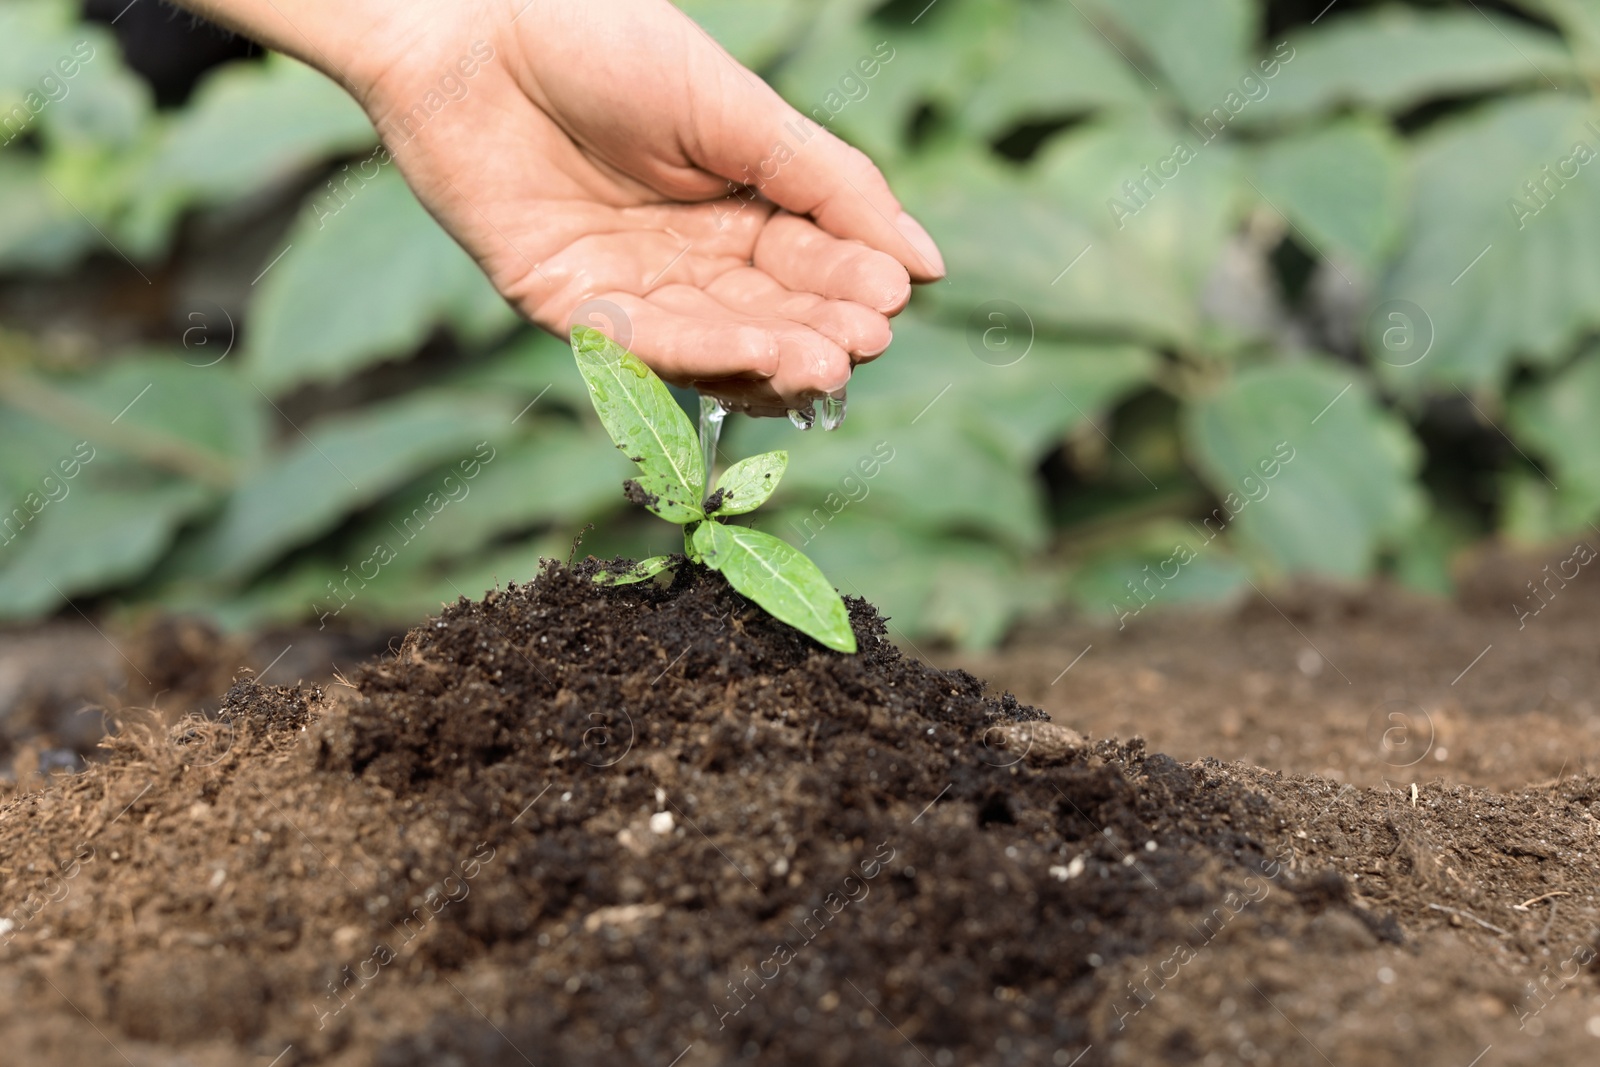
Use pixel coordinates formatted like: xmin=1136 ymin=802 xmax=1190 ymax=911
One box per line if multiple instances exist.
xmin=900 ymin=116 xmax=1240 ymax=347
xmin=1377 ymin=95 xmax=1600 ymax=391
xmin=673 ymin=0 xmax=806 ymax=68
xmin=570 ymin=326 xmax=704 ymax=523
xmin=1497 ymin=468 xmax=1595 ymax=545
xmin=1082 ymin=0 xmax=1254 ymax=115
xmin=693 ymin=521 xmax=855 ymax=653
xmin=0 ymin=7 xmax=151 ymax=151
xmin=1517 ymin=0 xmax=1600 ymax=75
xmin=60 ymin=354 xmax=267 ymax=466
xmin=0 ymin=482 xmax=212 ymax=620
xmin=960 ymin=1 xmax=1146 ymax=138
xmin=338 ymin=428 xmax=629 ymax=569
xmin=0 ymin=355 xmax=263 ymax=494
xmin=177 ymin=394 xmax=514 ymax=583
xmin=246 ymin=167 xmax=516 ymax=394
xmin=1508 ymin=347 xmax=1600 ymax=523
xmin=122 ymin=54 xmax=375 ymax=253
xmin=1391 ymin=508 xmax=1475 ymax=597
xmin=730 ymin=313 xmax=1152 ymax=552
xmin=1183 ymin=359 xmax=1425 ymax=579
xmin=711 ymin=450 xmax=785 ymax=515
xmin=442 ymin=329 xmax=594 ymax=413
xmin=593 ymin=555 xmax=675 ymax=586
xmin=774 ymin=0 xmax=1009 ymax=161
xmin=779 ymin=508 xmax=1029 ymax=650
xmin=0 ymin=155 xmax=98 ymax=272
xmin=1249 ymin=118 xmax=1408 ymax=275
xmin=1244 ymin=9 xmax=1576 ymax=124
xmin=1068 ymin=521 xmax=1251 ymax=625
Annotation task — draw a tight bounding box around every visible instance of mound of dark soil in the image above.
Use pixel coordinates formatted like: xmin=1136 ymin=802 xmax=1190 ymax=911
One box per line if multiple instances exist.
xmin=1 ymin=561 xmax=1596 ymax=1066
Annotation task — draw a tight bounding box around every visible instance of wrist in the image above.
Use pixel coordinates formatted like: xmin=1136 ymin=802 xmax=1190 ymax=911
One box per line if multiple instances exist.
xmin=170 ymin=0 xmax=441 ymax=101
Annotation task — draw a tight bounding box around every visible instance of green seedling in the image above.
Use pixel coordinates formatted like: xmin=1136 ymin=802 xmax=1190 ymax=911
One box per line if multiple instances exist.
xmin=570 ymin=326 xmax=857 ymax=654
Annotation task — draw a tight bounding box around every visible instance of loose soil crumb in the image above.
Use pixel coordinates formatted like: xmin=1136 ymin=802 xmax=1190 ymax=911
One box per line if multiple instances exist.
xmin=1 ymin=559 xmax=1598 ymax=1065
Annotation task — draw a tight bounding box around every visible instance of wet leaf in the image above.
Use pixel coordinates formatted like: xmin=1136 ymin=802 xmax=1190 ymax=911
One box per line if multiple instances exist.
xmin=593 ymin=555 xmax=675 ymax=586
xmin=571 ymin=326 xmax=704 ymax=524
xmin=693 ymin=521 xmax=856 ymax=653
xmin=710 ymin=450 xmax=786 ymax=516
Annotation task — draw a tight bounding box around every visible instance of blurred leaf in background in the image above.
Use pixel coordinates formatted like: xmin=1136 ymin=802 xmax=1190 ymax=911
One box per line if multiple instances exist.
xmin=2 ymin=0 xmax=1599 ymax=648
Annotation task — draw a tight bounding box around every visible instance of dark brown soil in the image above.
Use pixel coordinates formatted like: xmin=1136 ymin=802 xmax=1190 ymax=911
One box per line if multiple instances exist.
xmin=2 ymin=550 xmax=1600 ymax=1066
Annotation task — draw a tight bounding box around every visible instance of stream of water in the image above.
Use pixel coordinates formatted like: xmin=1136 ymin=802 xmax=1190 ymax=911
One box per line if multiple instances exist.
xmin=698 ymin=388 xmax=848 ymax=494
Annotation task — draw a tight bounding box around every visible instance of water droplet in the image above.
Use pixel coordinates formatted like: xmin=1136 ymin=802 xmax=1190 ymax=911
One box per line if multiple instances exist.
xmin=787 ymin=400 xmax=816 ymax=431
xmin=820 ymin=389 xmax=847 ymax=431
xmin=621 ymin=352 xmax=649 ymax=378
xmin=698 ymin=395 xmax=728 ymax=494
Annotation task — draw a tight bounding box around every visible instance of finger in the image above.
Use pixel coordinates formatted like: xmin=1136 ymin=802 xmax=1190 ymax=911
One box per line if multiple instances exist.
xmin=704 ymin=267 xmax=892 ymax=361
xmin=691 ymin=376 xmax=791 ymax=419
xmin=642 ymin=285 xmax=853 ymax=400
xmin=647 ymin=280 xmax=872 ymax=370
xmin=683 ymin=62 xmax=945 ymax=281
xmin=753 ymin=213 xmax=910 ymax=315
xmin=768 ymin=134 xmax=946 ymax=282
xmin=587 ymin=292 xmax=852 ymax=403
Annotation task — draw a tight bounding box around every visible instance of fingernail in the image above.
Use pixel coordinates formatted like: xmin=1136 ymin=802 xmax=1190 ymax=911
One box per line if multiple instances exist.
xmin=895 ymin=211 xmax=945 ymax=278
xmin=858 ymin=330 xmax=892 ymax=359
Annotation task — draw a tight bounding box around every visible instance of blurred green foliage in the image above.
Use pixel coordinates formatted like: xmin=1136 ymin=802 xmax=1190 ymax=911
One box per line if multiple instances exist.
xmin=2 ymin=0 xmax=1599 ymax=646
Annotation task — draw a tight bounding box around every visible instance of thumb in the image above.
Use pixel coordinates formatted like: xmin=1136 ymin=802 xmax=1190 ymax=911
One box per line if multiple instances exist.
xmin=685 ymin=44 xmax=945 ymax=281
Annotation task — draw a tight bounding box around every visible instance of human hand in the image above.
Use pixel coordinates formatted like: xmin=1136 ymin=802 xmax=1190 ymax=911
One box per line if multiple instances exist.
xmin=179 ymin=0 xmax=945 ymax=417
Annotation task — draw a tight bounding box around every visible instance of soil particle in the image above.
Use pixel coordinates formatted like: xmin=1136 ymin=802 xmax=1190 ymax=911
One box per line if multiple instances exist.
xmin=621 ymin=478 xmax=659 ymax=509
